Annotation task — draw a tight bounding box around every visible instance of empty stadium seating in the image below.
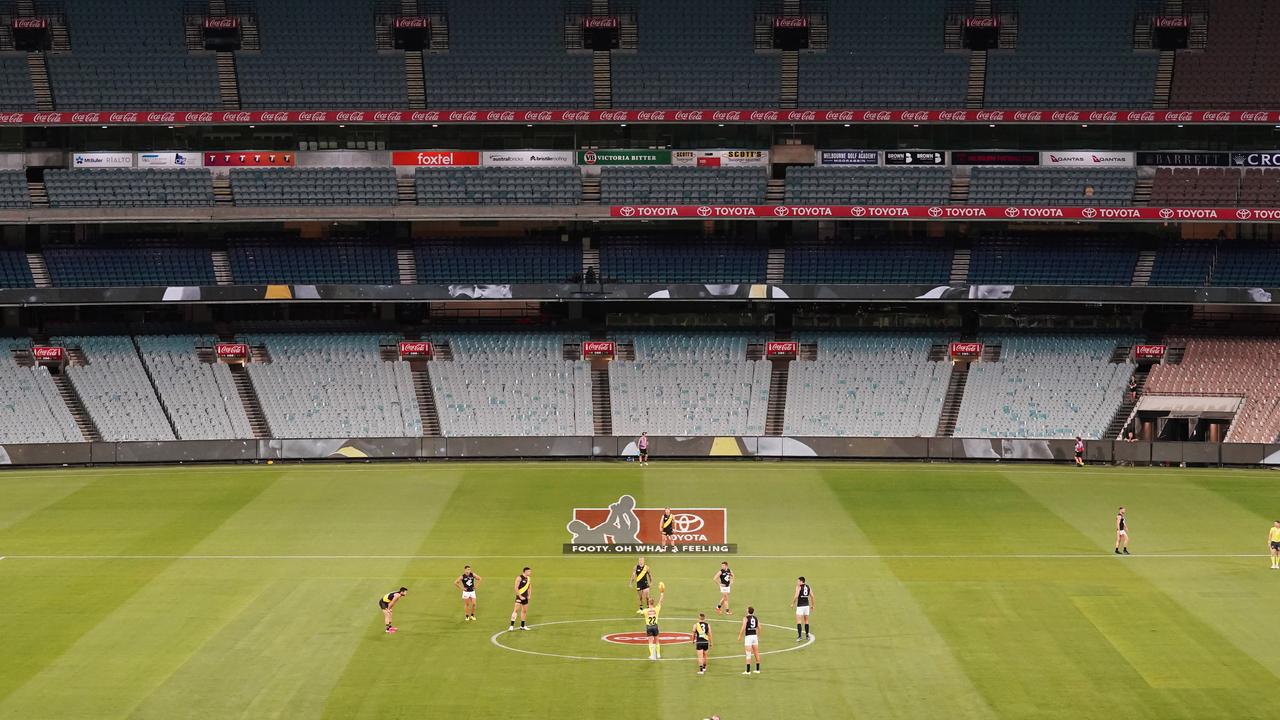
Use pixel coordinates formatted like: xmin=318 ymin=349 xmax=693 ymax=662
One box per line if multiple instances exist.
xmin=968 ymin=168 xmax=1136 ymax=206
xmin=600 ymin=167 xmax=767 ymax=205
xmin=968 ymin=235 xmax=1138 ymax=285
xmin=1170 ymin=0 xmax=1278 ymax=108
xmin=798 ymin=0 xmax=967 ymax=108
xmin=1149 ymin=168 xmax=1240 ymax=207
xmin=230 ymin=168 xmax=396 ymax=206
xmin=600 ymin=236 xmax=767 ymax=283
xmin=0 ymin=250 xmax=34 ymax=289
xmin=47 ymin=0 xmax=220 ymax=109
xmin=1145 ymin=337 xmax=1280 ymax=442
xmin=613 ymin=1 xmax=778 ymax=107
xmin=134 ymin=335 xmax=253 ymax=440
xmin=985 ymin=0 xmax=1159 ymax=108
xmin=0 ymin=339 xmax=83 ymax=444
xmin=427 ymin=332 xmax=592 ymax=436
xmin=56 ymin=335 xmax=176 ymax=441
xmin=610 ymin=332 xmax=769 ymax=436
xmin=43 ymin=169 xmax=214 ymax=208
xmin=243 ymin=333 xmax=421 ymax=437
xmin=785 ymin=166 xmax=951 ymax=205
xmin=422 ymin=0 xmax=592 ymax=107
xmin=785 ymin=238 xmax=952 ymax=284
xmin=1210 ymin=243 xmax=1280 ymax=287
xmin=785 ymin=333 xmax=950 ymax=436
xmin=0 ymin=170 xmax=30 ymax=209
xmin=1149 ymin=241 xmax=1216 ymax=286
xmin=1239 ymin=170 xmax=1280 ymax=207
xmin=44 ymin=242 xmax=215 ymax=287
xmin=954 ymin=334 xmax=1136 ymax=439
xmin=414 ymin=238 xmax=579 ymax=283
xmin=415 ymin=167 xmax=580 ymax=205
xmin=236 ymin=0 xmax=406 ymax=108
xmin=228 ymin=238 xmax=398 ymax=285
xmin=0 ymin=56 xmax=36 ymax=111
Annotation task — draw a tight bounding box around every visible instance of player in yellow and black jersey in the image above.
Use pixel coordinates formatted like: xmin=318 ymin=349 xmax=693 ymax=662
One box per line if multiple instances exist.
xmin=693 ymin=612 xmax=713 ymax=675
xmin=631 ymin=556 xmax=653 ymax=610
xmin=377 ymin=587 xmax=407 ymax=634
xmin=509 ymin=567 xmax=531 ymax=631
xmin=636 ymin=587 xmax=666 ymax=660
xmin=661 ymin=508 xmax=675 ymax=548
xmin=1269 ymin=521 xmax=1280 ymax=569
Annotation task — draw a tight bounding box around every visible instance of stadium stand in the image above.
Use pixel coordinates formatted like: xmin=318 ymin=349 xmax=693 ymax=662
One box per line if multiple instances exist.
xmin=55 ymin=335 xmax=175 ymax=441
xmin=427 ymin=332 xmax=592 ymax=436
xmin=415 ymin=167 xmax=580 ymax=205
xmin=600 ymin=167 xmax=767 ymax=205
xmin=414 ymin=238 xmax=579 ymax=283
xmin=797 ymin=0 xmax=967 ymax=108
xmin=784 ymin=332 xmax=950 ymax=436
xmin=1149 ymin=168 xmax=1240 ymax=207
xmin=1144 ymin=337 xmax=1280 ymax=443
xmin=236 ymin=0 xmax=407 ymax=109
xmin=784 ymin=237 xmax=952 ymax=285
xmin=984 ymin=0 xmax=1159 ymax=108
xmin=968 ymin=168 xmax=1136 ymax=206
xmin=0 ymin=170 xmax=30 ymax=209
xmin=228 ymin=237 xmax=398 ymax=285
xmin=0 ymin=339 xmax=83 ymax=443
xmin=784 ymin=166 xmax=951 ymax=206
xmin=422 ymin=0 xmax=592 ymax=108
xmin=44 ymin=242 xmax=216 ymax=287
xmin=230 ymin=168 xmax=397 ymax=207
xmin=1169 ymin=0 xmax=1278 ymax=108
xmin=968 ymin=235 xmax=1139 ymax=285
xmin=610 ymin=332 xmax=769 ymax=436
xmin=599 ymin=236 xmax=767 ymax=283
xmin=0 ymin=56 xmax=36 ymax=111
xmin=46 ymin=0 xmax=220 ymax=109
xmin=243 ymin=333 xmax=421 ymax=438
xmin=0 ymin=249 xmax=35 ymax=289
xmin=1238 ymin=170 xmax=1280 ymax=207
xmin=134 ymin=335 xmax=253 ymax=440
xmin=1148 ymin=241 xmax=1216 ymax=286
xmin=612 ymin=2 xmax=778 ymax=108
xmin=43 ymin=169 xmax=214 ymax=208
xmin=1210 ymin=243 xmax=1280 ymax=288
xmin=954 ymin=334 xmax=1136 ymax=439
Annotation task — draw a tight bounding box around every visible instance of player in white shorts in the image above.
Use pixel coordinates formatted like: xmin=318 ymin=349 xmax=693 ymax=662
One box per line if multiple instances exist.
xmin=738 ymin=606 xmax=761 ymax=675
xmin=454 ymin=565 xmax=482 ymax=621
xmin=713 ymin=561 xmax=733 ymax=615
xmin=791 ymin=576 xmax=813 ymax=641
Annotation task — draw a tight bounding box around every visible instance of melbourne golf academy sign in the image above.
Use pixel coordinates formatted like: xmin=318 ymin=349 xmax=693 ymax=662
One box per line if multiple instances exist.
xmin=565 ymin=494 xmax=733 ymax=553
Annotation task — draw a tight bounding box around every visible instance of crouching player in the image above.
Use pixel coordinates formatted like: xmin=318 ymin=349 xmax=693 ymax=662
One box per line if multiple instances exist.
xmin=377 ymin=586 xmax=408 ymax=634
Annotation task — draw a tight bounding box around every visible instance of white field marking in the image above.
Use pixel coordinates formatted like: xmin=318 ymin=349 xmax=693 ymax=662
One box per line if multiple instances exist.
xmin=0 ymin=553 xmax=1267 ymax=560
xmin=489 ymin=616 xmax=814 ymax=662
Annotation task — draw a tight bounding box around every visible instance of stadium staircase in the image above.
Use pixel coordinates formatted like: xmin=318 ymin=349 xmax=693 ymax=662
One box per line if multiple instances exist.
xmin=211 ymin=249 xmax=233 ymax=285
xmin=581 ymin=176 xmax=601 ymax=203
xmin=934 ymin=361 xmax=970 ymax=437
xmin=997 ymin=9 xmax=1018 ymax=49
xmin=764 ymin=358 xmax=791 ymax=436
xmin=25 ymin=53 xmax=53 ymax=111
xmin=591 ymin=365 xmax=613 ymax=435
xmin=131 ymin=336 xmax=181 ymax=439
xmin=27 ymin=180 xmax=47 ymax=208
xmin=1131 ymin=249 xmax=1155 ymax=286
xmin=409 ymin=361 xmax=442 ymax=436
xmin=965 ymin=51 xmax=987 ymax=109
xmin=50 ymin=351 xmax=102 ymax=442
xmin=228 ymin=360 xmax=271 ymax=439
xmin=766 ymin=248 xmax=785 ymax=284
xmin=1153 ymin=52 xmax=1174 ymax=109
xmin=981 ymin=343 xmax=1002 ymax=362
xmin=614 ymin=340 xmax=635 ymax=361
xmin=1133 ymin=175 xmax=1153 ymax=205
xmin=25 ymin=251 xmax=51 ymax=288
xmin=949 ymin=247 xmax=971 ymax=285
xmin=397 ymin=177 xmax=416 ymax=205
xmin=766 ymin=179 xmax=785 ymax=203
xmin=1105 ymin=363 xmax=1151 ymax=439
xmin=431 ymin=340 xmax=453 ymax=361
xmin=582 ymin=247 xmax=600 ymax=279
xmin=948 ymin=175 xmax=969 ymax=204
xmin=212 ymin=176 xmax=233 ymax=205
xmin=592 ymin=51 xmax=611 ymax=108
xmin=397 ymin=247 xmax=417 ymax=284
xmin=215 ymin=53 xmax=241 ymax=110
xmin=405 ymin=52 xmax=427 ymax=109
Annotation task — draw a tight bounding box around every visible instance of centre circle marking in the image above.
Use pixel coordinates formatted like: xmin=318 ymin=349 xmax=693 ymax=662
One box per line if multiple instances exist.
xmin=603 ymin=631 xmax=694 ymax=645
xmin=490 ymin=617 xmax=815 ymax=662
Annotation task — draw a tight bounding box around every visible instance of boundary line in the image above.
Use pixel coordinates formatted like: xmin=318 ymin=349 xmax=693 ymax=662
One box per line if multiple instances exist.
xmin=489 ymin=616 xmax=815 ymax=662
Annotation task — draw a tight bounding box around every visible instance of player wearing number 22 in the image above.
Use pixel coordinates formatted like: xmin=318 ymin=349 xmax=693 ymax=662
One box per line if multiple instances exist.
xmin=637 ymin=587 xmax=666 ymax=660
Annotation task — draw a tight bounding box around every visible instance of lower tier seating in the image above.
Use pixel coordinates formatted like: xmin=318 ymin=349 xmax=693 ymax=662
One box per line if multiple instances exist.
xmin=1145 ymin=338 xmax=1280 ymax=443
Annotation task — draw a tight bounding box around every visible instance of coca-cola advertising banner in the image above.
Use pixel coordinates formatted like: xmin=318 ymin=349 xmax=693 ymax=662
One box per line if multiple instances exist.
xmin=582 ymin=341 xmax=615 ymax=358
xmin=31 ymin=346 xmax=65 ymax=363
xmin=1152 ymin=16 xmax=1189 ymax=29
xmin=203 ymin=16 xmax=240 ymax=30
xmin=393 ymin=16 xmax=430 ymax=29
xmin=672 ymin=149 xmax=769 ymax=167
xmin=398 ymin=341 xmax=432 ymax=358
xmin=1134 ymin=344 xmax=1167 ymax=359
xmin=582 ymin=16 xmax=619 ymax=29
xmin=204 ymin=151 xmax=294 ymax=167
xmin=1040 ymin=151 xmax=1135 ymax=167
xmin=765 ymin=341 xmax=799 ymax=358
xmin=391 ymin=150 xmax=481 ymax=167
xmin=964 ymin=16 xmax=999 ymax=28
xmin=949 ymin=342 xmax=983 ymax=359
xmin=773 ymin=16 xmax=809 ymax=29
xmin=1 ymin=109 xmax=1278 ymax=127
xmin=10 ymin=17 xmax=49 ymax=30
xmin=214 ymin=343 xmax=249 ymax=359
xmin=608 ymin=204 xmax=1279 ymax=222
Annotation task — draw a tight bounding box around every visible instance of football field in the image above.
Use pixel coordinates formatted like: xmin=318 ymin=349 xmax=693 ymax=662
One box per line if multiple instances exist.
xmin=1 ymin=461 xmax=1279 ymax=719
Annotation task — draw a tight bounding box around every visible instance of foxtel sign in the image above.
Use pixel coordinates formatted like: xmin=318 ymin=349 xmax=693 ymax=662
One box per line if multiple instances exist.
xmin=607 ymin=205 xmax=1280 ymax=223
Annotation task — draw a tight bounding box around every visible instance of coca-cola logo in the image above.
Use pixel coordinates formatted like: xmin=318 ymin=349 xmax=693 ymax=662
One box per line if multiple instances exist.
xmin=1050 ymin=111 xmax=1080 ymax=121
xmin=445 ymin=111 xmax=477 ymax=121
xmin=69 ymin=112 xmax=100 ymax=123
xmin=372 ymin=111 xmax=403 ymax=122
xmin=259 ymin=111 xmax=289 ymax=121
xmin=1125 ymin=111 xmax=1155 ymax=122
xmin=215 ymin=343 xmax=249 ymax=358
xmin=901 ymin=110 xmax=931 ymax=122
xmin=582 ymin=341 xmax=615 ymax=355
xmin=0 ymin=112 xmax=23 ymax=123
xmin=182 ymin=111 xmax=214 ymax=123
xmin=1088 ymin=111 xmax=1118 ymax=122
xmin=393 ymin=16 xmax=430 ymax=29
xmin=1152 ymin=16 xmax=1188 ymax=29
xmin=785 ymin=111 xmax=816 ymax=122
xmin=1240 ymin=111 xmax=1270 ymax=122
xmin=766 ymin=341 xmax=799 ymax=355
xmin=1163 ymin=111 xmax=1193 ymax=122
xmin=636 ymin=111 xmax=667 ymax=121
xmin=410 ymin=111 xmax=440 ymax=122
xmin=581 ymin=16 xmax=619 ymax=29
xmin=335 ymin=111 xmax=366 ymax=122
xmin=773 ymin=16 xmax=808 ymax=29
xmin=107 ymin=112 xmax=138 ymax=123
xmin=938 ymin=111 xmax=969 ymax=121
xmin=1012 ymin=111 xmax=1043 ymax=121
xmin=673 ymin=111 xmax=702 ymax=121
xmin=950 ymin=342 xmax=983 ymax=354
xmin=861 ymin=111 xmax=892 ymax=121
xmin=711 ymin=111 xmax=741 ymax=121
xmin=397 ymin=341 xmax=432 ymax=355
xmin=598 ymin=111 xmax=628 ymax=121
xmin=297 ymin=111 xmax=328 ymax=122
xmin=560 ymin=110 xmax=592 ymax=121
xmin=485 ymin=111 xmax=516 ymax=121
xmin=523 ymin=111 xmax=553 ymax=121
xmin=145 ymin=112 xmax=177 ymax=123
xmin=749 ymin=111 xmax=779 ymax=121
xmin=32 ymin=346 xmax=65 ymax=360
xmin=203 ymin=16 xmax=239 ymax=30
xmin=1134 ymin=345 xmax=1167 ymax=358
xmin=222 ymin=111 xmax=251 ymax=123
xmin=11 ymin=17 xmax=49 ymax=29
xmin=964 ymin=16 xmax=998 ymax=28
xmin=1202 ymin=111 xmax=1231 ymax=122
xmin=975 ymin=110 xmax=1005 ymax=121
xmin=32 ymin=112 xmax=63 ymax=123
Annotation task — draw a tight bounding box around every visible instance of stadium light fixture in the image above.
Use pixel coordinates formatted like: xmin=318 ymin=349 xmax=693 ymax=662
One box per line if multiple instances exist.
xmin=843 ymin=123 xmax=850 ymax=127
xmin=988 ymin=124 xmax=995 ymax=128
xmin=1177 ymin=124 xmax=1184 ymax=128
xmin=1081 ymin=124 xmax=1088 ymax=128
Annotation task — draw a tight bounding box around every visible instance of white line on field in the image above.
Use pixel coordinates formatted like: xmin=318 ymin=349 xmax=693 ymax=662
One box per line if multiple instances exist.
xmin=0 ymin=553 xmax=1266 ymax=560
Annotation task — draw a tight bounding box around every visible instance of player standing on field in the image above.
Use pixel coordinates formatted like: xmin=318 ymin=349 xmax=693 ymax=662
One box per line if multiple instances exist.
xmin=631 ymin=556 xmax=653 ymax=610
xmin=636 ymin=588 xmax=666 ymax=660
xmin=714 ymin=561 xmax=733 ymax=615
xmin=693 ymin=612 xmax=713 ymax=675
xmin=637 ymin=432 xmax=650 ymax=466
xmin=1074 ymin=436 xmax=1086 ymax=467
xmin=738 ymin=606 xmax=762 ymax=675
xmin=1114 ymin=507 xmax=1130 ymax=555
xmin=454 ymin=565 xmax=482 ymax=621
xmin=1268 ymin=521 xmax=1280 ymax=569
xmin=661 ymin=507 xmax=675 ymax=547
xmin=792 ymin=576 xmax=813 ymax=640
xmin=509 ymin=567 xmax=531 ymax=631
xmin=377 ymin=586 xmax=407 ymax=634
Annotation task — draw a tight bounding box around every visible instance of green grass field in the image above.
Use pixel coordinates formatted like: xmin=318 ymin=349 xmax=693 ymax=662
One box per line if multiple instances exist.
xmin=2 ymin=461 xmax=1280 ymax=719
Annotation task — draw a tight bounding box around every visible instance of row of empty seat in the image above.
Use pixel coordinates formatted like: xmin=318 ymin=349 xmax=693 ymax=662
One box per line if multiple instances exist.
xmin=1145 ymin=337 xmax=1280 ymax=443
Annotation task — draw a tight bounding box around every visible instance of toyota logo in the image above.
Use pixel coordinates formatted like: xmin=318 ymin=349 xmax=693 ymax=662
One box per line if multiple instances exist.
xmin=619 ymin=206 xmax=635 ymax=217
xmin=1004 ymin=207 xmax=1020 ymax=218
xmin=1158 ymin=208 xmax=1174 ymax=219
xmin=850 ymin=206 xmax=866 ymax=217
xmin=1237 ymin=208 xmax=1252 ymax=220
xmin=1082 ymin=207 xmax=1097 ymax=218
xmin=773 ymin=205 xmax=790 ymax=217
xmin=927 ymin=206 xmax=943 ymax=218
xmin=671 ymin=514 xmax=705 ymax=534
xmin=696 ymin=206 xmax=712 ymax=217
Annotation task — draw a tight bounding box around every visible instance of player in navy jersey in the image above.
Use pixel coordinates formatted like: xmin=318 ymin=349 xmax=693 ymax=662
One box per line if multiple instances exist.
xmin=509 ymin=567 xmax=531 ymax=631
xmin=376 ymin=587 xmax=407 ymax=634
xmin=713 ymin=561 xmax=733 ymax=615
xmin=454 ymin=565 xmax=482 ymax=621
xmin=791 ymin=576 xmax=813 ymax=640
xmin=738 ymin=606 xmax=762 ymax=675
xmin=1114 ymin=507 xmax=1130 ymax=555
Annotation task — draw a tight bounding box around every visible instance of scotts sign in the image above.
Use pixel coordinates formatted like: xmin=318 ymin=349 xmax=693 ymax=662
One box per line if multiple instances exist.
xmin=31 ymin=346 xmax=65 ymax=363
xmin=582 ymin=341 xmax=616 ymax=358
xmin=2 ymin=109 xmax=1279 ymax=126
xmin=214 ymin=343 xmax=249 ymax=360
xmin=765 ymin=341 xmax=799 ymax=358
xmin=566 ymin=495 xmax=731 ymax=552
xmin=397 ymin=341 xmax=433 ymax=358
xmin=608 ymin=205 xmax=1280 ymax=222
xmin=1134 ymin=345 xmax=1167 ymax=360
xmin=949 ymin=342 xmax=984 ymax=359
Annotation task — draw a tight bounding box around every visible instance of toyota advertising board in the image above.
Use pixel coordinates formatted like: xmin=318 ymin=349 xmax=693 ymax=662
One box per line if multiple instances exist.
xmin=565 ymin=494 xmax=732 ymax=553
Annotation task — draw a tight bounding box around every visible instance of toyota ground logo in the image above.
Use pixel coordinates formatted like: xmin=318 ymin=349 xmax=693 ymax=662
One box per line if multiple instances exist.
xmin=1237 ymin=208 xmax=1253 ymax=220
xmin=671 ymin=514 xmax=705 ymax=534
xmin=1004 ymin=207 xmax=1020 ymax=218
xmin=773 ymin=206 xmax=790 ymax=217
xmin=619 ymin=206 xmax=636 ymax=217
xmin=696 ymin=206 xmax=713 ymax=217
xmin=566 ymin=495 xmax=731 ymax=551
xmin=1082 ymin=207 xmax=1097 ymax=218
xmin=928 ymin=206 xmax=943 ymax=218
xmin=1159 ymin=208 xmax=1174 ymax=219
